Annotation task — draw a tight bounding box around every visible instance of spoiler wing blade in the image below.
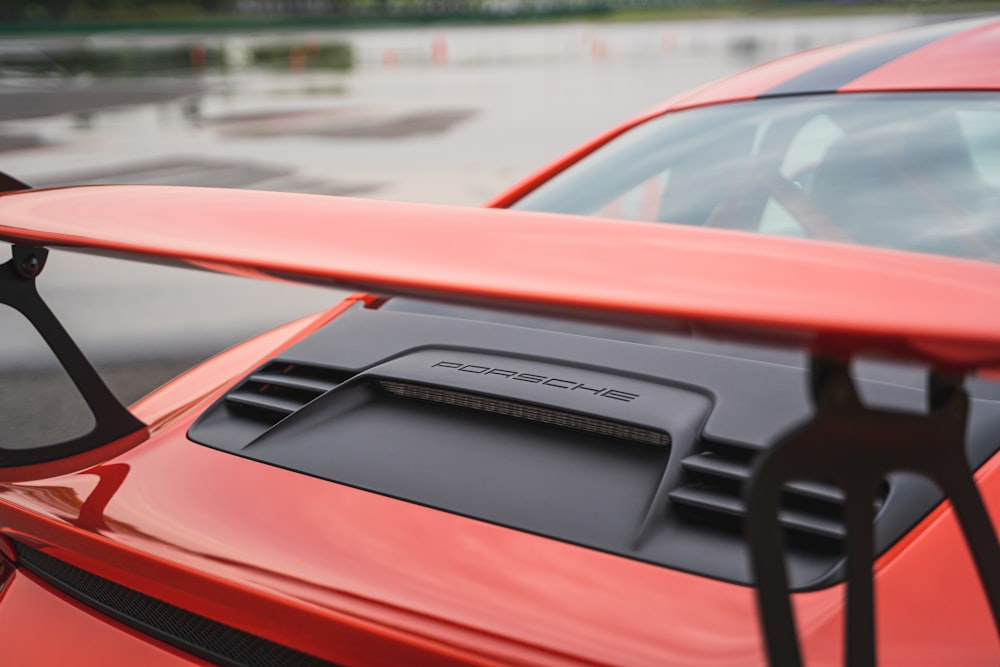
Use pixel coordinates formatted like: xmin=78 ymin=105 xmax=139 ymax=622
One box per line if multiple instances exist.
xmin=1 ymin=184 xmax=999 ymax=370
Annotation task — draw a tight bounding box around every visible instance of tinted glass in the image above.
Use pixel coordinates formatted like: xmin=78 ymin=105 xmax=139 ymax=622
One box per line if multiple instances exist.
xmin=513 ymin=93 xmax=1000 ymax=262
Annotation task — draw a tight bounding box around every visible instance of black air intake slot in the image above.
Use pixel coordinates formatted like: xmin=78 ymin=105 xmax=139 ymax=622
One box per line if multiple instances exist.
xmin=670 ymin=439 xmax=887 ymax=552
xmin=224 ymin=362 xmax=349 ymax=424
xmin=13 ymin=542 xmax=337 ymax=667
xmin=188 ymin=362 xmax=355 ymax=450
xmin=378 ymin=380 xmax=671 ymax=448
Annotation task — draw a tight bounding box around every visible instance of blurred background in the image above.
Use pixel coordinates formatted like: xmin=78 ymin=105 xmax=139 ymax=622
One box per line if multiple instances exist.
xmin=0 ymin=0 xmax=996 ymax=444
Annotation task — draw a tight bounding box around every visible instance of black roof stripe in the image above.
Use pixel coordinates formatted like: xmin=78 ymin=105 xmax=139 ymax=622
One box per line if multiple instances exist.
xmin=760 ymin=18 xmax=987 ymax=97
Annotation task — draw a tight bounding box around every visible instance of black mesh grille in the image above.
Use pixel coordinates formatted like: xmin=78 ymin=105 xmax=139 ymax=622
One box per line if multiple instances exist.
xmin=14 ymin=542 xmax=338 ymax=667
xmin=379 ymin=380 xmax=671 ymax=448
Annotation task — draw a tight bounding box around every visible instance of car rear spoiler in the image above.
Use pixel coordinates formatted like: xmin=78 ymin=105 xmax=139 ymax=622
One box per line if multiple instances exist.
xmin=1 ymin=184 xmax=1000 ymax=666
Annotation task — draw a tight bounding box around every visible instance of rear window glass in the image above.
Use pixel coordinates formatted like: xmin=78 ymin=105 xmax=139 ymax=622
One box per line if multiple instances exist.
xmin=513 ymin=93 xmax=1000 ymax=263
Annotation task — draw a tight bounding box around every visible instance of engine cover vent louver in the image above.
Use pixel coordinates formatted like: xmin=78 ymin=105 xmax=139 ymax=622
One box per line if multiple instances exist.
xmin=13 ymin=542 xmax=338 ymax=667
xmin=187 ymin=361 xmax=355 ymax=451
xmin=669 ymin=439 xmax=887 ymax=553
xmin=224 ymin=362 xmax=349 ymax=425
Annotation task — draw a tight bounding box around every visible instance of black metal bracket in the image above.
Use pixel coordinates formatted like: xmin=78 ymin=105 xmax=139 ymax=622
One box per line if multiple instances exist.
xmin=0 ymin=244 xmax=145 ymax=466
xmin=745 ymin=356 xmax=1000 ymax=667
xmin=0 ymin=171 xmax=30 ymax=193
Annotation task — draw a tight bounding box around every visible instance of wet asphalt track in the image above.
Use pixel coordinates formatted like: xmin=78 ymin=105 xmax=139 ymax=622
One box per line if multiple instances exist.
xmin=2 ymin=357 xmax=198 ymax=449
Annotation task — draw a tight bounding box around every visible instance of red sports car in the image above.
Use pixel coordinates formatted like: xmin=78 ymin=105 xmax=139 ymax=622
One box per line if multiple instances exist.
xmin=2 ymin=16 xmax=1000 ymax=667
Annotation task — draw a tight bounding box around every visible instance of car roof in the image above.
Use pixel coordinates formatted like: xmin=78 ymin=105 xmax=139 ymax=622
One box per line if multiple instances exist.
xmin=486 ymin=16 xmax=1000 ymax=210
xmin=662 ymin=16 xmax=1000 ymax=112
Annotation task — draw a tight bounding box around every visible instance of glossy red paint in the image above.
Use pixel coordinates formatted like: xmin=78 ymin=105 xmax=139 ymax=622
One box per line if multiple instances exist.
xmin=0 ymin=570 xmax=211 ymax=666
xmin=130 ymin=301 xmax=359 ymax=436
xmin=843 ymin=19 xmax=1000 ymax=92
xmin=1 ymin=427 xmax=765 ymax=666
xmin=663 ymin=17 xmax=1000 ymax=108
xmin=2 ymin=185 xmax=1000 ymax=370
xmin=0 ymin=320 xmax=997 ymax=665
xmin=858 ymin=452 xmax=1000 ymax=667
xmin=485 ymin=109 xmax=661 ymax=208
xmin=658 ymin=38 xmax=863 ymax=112
xmin=2 ymin=19 xmax=1000 ymax=666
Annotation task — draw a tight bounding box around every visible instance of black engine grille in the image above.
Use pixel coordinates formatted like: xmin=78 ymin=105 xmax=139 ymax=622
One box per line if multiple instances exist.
xmin=14 ymin=542 xmax=337 ymax=667
xmin=670 ymin=439 xmax=888 ymax=554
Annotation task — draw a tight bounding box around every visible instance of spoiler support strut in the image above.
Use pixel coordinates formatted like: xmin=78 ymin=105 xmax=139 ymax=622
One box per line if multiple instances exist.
xmin=745 ymin=357 xmax=1000 ymax=667
xmin=0 ymin=245 xmax=145 ymax=466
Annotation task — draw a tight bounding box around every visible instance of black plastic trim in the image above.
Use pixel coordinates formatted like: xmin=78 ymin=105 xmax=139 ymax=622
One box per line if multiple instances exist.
xmin=0 ymin=171 xmax=30 ymax=192
xmin=0 ymin=246 xmax=145 ymax=465
xmin=681 ymin=456 xmax=846 ymax=503
xmin=248 ymin=372 xmax=340 ymax=394
xmin=14 ymin=541 xmax=337 ymax=667
xmin=226 ymin=390 xmax=304 ymax=416
xmin=188 ymin=301 xmax=1000 ymax=591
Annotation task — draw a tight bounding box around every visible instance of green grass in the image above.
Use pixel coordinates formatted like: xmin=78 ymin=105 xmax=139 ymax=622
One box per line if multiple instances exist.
xmin=0 ymin=5 xmax=612 ymax=36
xmin=2 ymin=2 xmax=999 ymax=36
xmin=607 ymin=1 xmax=1000 ymax=23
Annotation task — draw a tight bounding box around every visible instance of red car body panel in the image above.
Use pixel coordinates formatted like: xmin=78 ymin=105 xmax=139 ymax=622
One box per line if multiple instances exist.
xmin=0 ymin=569 xmax=211 ymax=666
xmin=655 ymin=39 xmax=866 ymax=112
xmin=484 ymin=109 xmax=662 ymax=209
xmin=0 ymin=306 xmax=998 ymax=666
xmin=843 ymin=20 xmax=1000 ymax=92
xmin=2 ymin=16 xmax=1000 ymax=666
xmin=2 ymin=185 xmax=1000 ymax=369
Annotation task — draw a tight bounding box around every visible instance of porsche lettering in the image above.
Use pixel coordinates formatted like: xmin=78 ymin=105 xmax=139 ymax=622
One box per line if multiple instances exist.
xmin=431 ymin=361 xmax=639 ymax=402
